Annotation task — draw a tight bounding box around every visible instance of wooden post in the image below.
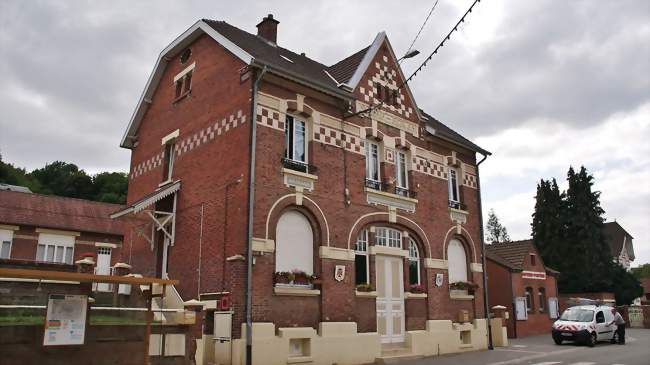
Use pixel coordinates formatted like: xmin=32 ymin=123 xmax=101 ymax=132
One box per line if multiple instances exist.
xmin=144 ymin=283 xmax=153 ymax=365
xmin=161 ymin=284 xmax=166 ymax=357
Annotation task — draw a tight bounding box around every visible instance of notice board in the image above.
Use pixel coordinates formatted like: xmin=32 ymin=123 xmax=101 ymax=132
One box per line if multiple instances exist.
xmin=43 ymin=294 xmax=88 ymax=346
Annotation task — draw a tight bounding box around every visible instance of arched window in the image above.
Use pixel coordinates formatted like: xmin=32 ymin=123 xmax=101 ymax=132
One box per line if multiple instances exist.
xmin=275 ymin=211 xmax=313 ymax=275
xmin=447 ymin=239 xmax=468 ymax=283
xmin=355 ymin=229 xmax=369 ymax=285
xmin=408 ymin=238 xmax=421 ymax=286
xmin=525 ymin=287 xmax=534 ymax=312
xmin=538 ymin=288 xmax=546 ymax=313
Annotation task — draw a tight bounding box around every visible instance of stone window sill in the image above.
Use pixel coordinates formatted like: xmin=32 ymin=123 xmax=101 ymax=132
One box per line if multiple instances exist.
xmin=355 ymin=290 xmax=378 ymax=298
xmin=459 ymin=344 xmax=473 ymax=349
xmin=450 ymin=290 xmax=474 ymax=300
xmin=405 ymin=292 xmax=427 ymax=299
xmin=274 ymin=287 xmax=320 ymax=297
xmin=287 ymin=356 xmax=313 ymax=364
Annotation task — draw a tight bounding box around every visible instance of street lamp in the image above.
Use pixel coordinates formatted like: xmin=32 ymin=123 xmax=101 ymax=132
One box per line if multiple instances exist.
xmin=398 ymin=49 xmax=420 ymax=61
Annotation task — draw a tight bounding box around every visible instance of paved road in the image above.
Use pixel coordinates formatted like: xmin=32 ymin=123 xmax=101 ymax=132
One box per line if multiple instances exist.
xmin=395 ymin=328 xmax=650 ymax=365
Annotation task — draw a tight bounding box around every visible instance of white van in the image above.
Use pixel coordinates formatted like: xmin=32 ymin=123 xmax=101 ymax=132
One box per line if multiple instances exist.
xmin=551 ymin=305 xmax=618 ymax=347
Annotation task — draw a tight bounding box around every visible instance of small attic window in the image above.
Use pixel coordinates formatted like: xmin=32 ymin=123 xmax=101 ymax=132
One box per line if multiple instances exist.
xmin=280 ymin=55 xmax=294 ymax=63
xmin=180 ymin=48 xmax=192 ymax=64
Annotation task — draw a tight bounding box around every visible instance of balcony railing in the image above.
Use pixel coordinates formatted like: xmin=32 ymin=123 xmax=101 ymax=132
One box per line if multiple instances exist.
xmin=448 ymin=200 xmax=467 ymax=210
xmin=395 ymin=187 xmax=417 ymax=199
xmin=281 ymin=158 xmax=317 ymax=174
xmin=364 ymin=179 xmax=388 ymax=192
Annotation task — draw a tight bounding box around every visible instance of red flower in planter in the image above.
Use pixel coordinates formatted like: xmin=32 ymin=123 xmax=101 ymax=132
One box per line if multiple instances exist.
xmin=81 ymin=252 xmax=95 ymax=259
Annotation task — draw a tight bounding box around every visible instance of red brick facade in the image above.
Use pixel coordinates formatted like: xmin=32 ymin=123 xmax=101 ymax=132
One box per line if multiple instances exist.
xmin=0 ymin=190 xmax=124 ymax=268
xmin=486 ymin=243 xmax=559 ymax=338
xmin=120 ymin=20 xmax=488 ymax=342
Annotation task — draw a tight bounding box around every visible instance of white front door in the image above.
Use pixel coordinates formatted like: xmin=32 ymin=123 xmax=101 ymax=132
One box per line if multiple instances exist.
xmin=376 ymin=255 xmax=405 ymax=343
xmin=95 ymin=247 xmax=112 ymax=292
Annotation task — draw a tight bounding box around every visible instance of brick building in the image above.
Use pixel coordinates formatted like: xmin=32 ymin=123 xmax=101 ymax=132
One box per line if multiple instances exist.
xmin=0 ymin=190 xmax=124 ymax=280
xmin=486 ymin=240 xmax=560 ymax=338
xmin=112 ymin=15 xmax=503 ymax=364
xmin=603 ymin=221 xmax=635 ymax=270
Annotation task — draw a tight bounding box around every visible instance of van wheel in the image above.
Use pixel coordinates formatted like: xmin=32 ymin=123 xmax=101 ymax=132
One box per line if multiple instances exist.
xmin=553 ymin=337 xmax=562 ymax=345
xmin=588 ymin=332 xmax=597 ymax=347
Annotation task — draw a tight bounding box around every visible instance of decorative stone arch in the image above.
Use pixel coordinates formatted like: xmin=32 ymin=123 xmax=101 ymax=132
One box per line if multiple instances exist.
xmin=265 ymin=194 xmax=330 ymax=246
xmin=346 ymin=212 xmax=432 ymax=258
xmin=442 ymin=225 xmax=478 ymax=263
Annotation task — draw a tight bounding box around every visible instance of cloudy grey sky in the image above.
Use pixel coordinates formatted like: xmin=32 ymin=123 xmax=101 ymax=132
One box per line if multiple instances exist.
xmin=1 ymin=1 xmax=648 ymax=266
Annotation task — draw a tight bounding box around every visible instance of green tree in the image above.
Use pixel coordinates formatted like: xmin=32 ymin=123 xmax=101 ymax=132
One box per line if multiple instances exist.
xmin=0 ymin=154 xmax=42 ymax=192
xmin=612 ymin=264 xmax=644 ymax=305
xmin=92 ymin=172 xmax=127 ymax=204
xmin=30 ymin=161 xmax=94 ymax=199
xmin=486 ymin=209 xmax=510 ymax=243
xmin=532 ymin=178 xmax=566 ymax=268
xmin=631 ymin=264 xmax=650 ymax=279
xmin=563 ymin=166 xmax=613 ymax=292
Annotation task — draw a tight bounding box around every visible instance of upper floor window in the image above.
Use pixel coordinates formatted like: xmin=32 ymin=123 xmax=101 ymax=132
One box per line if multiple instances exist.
xmin=395 ymin=150 xmax=408 ymax=190
xmin=408 ymin=238 xmax=421 ymax=286
xmin=376 ymin=227 xmax=401 ymax=248
xmin=365 ymin=141 xmax=380 ymax=182
xmin=173 ymin=62 xmax=195 ymax=100
xmin=0 ymin=229 xmax=13 ymax=259
xmin=374 ymin=82 xmax=398 ymax=107
xmin=530 ymin=253 xmax=536 ymax=266
xmin=448 ymin=168 xmax=460 ymax=206
xmin=162 ymin=142 xmax=175 ymax=182
xmin=285 ymin=115 xmax=306 ymax=163
xmin=355 ymin=230 xmax=369 ymax=285
xmin=36 ymin=233 xmax=74 ymax=264
xmin=175 ymin=72 xmax=192 ymax=99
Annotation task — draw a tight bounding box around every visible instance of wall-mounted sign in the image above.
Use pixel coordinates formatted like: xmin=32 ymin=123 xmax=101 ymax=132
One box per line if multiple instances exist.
xmin=43 ymin=294 xmax=88 ymax=346
xmin=435 ymin=273 xmax=444 ymax=287
xmin=522 ymin=271 xmax=546 ymax=280
xmin=334 ymin=265 xmax=346 ymax=282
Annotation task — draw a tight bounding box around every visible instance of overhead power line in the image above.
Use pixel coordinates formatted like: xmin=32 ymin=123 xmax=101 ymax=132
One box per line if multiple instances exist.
xmin=401 ymin=0 xmax=482 ymax=86
xmin=345 ymin=0 xmax=484 ymax=119
xmin=401 ymin=0 xmax=440 ymax=63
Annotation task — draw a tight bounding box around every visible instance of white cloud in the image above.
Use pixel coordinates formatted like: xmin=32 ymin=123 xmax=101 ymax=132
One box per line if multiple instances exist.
xmin=480 ymin=103 xmax=650 ymax=266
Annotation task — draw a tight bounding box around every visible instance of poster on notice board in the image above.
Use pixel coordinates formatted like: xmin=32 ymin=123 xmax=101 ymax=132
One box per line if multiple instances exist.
xmin=43 ymin=294 xmax=88 ymax=346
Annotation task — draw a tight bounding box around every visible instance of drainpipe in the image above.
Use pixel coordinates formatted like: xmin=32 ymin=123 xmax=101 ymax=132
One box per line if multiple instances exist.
xmin=476 ymin=152 xmax=493 ymax=350
xmin=245 ymin=65 xmax=267 ymax=365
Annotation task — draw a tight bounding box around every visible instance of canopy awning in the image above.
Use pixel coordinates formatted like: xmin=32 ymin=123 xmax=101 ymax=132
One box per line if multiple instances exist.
xmin=110 ymin=180 xmax=181 ymax=219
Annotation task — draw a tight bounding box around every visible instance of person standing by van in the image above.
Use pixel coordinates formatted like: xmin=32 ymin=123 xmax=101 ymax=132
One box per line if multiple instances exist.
xmin=609 ymin=308 xmax=626 ymax=344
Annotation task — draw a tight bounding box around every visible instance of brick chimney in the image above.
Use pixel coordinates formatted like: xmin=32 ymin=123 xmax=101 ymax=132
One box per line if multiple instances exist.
xmin=256 ymin=14 xmax=279 ymax=44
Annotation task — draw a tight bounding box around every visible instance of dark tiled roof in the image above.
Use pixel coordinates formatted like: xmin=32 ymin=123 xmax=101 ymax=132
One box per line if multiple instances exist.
xmin=603 ymin=221 xmax=634 ymax=260
xmin=486 ymin=240 xmax=560 ymax=275
xmin=203 ymin=20 xmax=343 ymax=92
xmin=0 ymin=190 xmax=124 ymax=236
xmin=203 ymin=19 xmax=486 ymax=155
xmin=421 ymin=110 xmax=489 ymax=155
xmin=326 ymin=46 xmax=370 ymax=84
xmin=485 ymin=240 xmax=536 ymax=271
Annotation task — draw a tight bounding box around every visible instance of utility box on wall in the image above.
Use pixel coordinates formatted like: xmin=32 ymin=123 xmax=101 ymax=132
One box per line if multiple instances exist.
xmin=213 ymin=312 xmax=233 ymax=365
xmin=214 ymin=312 xmax=232 ymax=342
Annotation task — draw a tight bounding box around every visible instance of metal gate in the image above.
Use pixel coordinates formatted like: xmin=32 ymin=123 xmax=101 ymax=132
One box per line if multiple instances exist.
xmin=628 ymin=306 xmax=644 ymax=328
